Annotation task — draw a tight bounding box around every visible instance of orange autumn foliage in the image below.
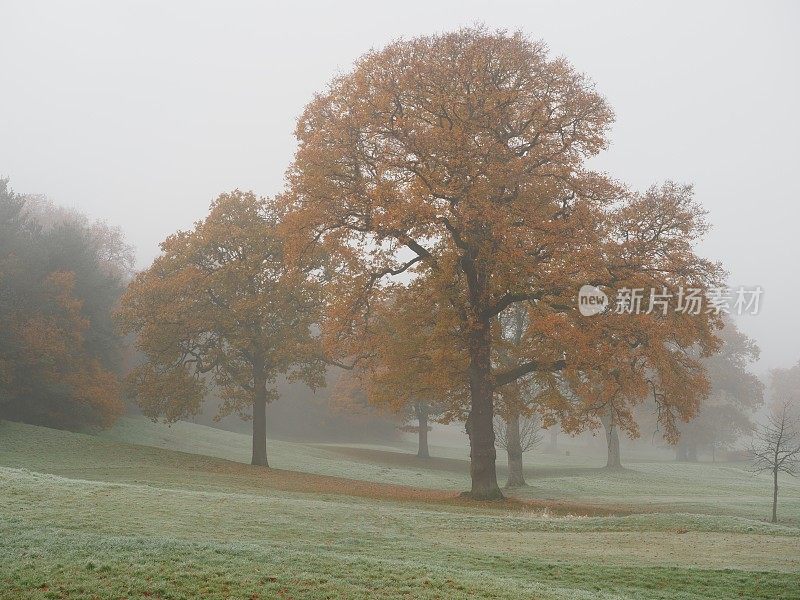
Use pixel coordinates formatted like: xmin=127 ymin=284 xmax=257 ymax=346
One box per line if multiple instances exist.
xmin=3 ymin=271 xmax=123 ymax=429
xmin=281 ymin=27 xmax=723 ymax=498
xmin=116 ymin=190 xmax=325 ymax=466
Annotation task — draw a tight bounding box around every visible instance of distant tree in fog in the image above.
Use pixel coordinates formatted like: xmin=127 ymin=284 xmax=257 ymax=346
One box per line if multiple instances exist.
xmin=495 ymin=303 xmax=543 ymax=486
xmin=117 ymin=190 xmax=325 ymax=467
xmin=494 ymin=412 xmax=541 ymax=486
xmin=0 ymin=178 xmax=129 ymax=430
xmin=770 ymin=361 xmax=800 ymax=420
xmin=329 ymin=296 xmax=454 ymax=460
xmin=676 ymin=319 xmax=763 ymax=461
xmin=751 ymin=402 xmax=800 ymax=523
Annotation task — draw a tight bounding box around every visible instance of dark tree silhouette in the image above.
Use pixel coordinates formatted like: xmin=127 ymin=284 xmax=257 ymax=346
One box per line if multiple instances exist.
xmin=751 ymin=403 xmax=800 ymax=523
xmin=494 ymin=413 xmax=541 ymax=487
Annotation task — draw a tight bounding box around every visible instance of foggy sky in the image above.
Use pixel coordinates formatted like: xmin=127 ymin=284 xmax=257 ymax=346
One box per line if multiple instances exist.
xmin=2 ymin=1 xmax=799 ymax=372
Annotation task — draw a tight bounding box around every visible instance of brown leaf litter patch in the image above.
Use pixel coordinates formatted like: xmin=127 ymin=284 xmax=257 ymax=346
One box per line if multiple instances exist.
xmin=202 ymin=457 xmax=632 ymax=517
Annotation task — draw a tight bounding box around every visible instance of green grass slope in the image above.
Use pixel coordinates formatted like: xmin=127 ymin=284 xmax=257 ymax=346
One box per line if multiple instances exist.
xmin=103 ymin=416 xmax=800 ymax=522
xmin=1 ymin=418 xmax=799 ymax=599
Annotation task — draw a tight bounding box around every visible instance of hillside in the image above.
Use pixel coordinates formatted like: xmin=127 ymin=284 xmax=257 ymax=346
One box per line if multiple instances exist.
xmin=1 ymin=418 xmax=799 ymax=599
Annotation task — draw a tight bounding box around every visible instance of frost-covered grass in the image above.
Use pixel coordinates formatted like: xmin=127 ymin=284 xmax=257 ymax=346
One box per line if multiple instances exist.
xmin=1 ymin=418 xmax=799 ymax=599
xmin=103 ymin=417 xmax=800 ymax=523
xmin=512 ymin=461 xmax=800 ymax=523
xmin=101 ymin=417 xmax=471 ymax=490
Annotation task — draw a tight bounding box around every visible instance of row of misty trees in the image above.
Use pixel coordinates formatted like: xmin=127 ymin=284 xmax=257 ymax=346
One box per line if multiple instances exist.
xmin=116 ymin=27 xmax=792 ymax=501
xmin=3 ymin=28 xmax=798 ymax=508
xmin=0 ymin=179 xmax=395 ymax=443
xmin=111 ymin=184 xmax=797 ymax=508
xmin=3 ymin=172 xmax=794 ymax=513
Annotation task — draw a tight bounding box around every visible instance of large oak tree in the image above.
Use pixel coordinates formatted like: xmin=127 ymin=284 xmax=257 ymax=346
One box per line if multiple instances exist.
xmin=282 ymin=28 xmax=721 ymax=498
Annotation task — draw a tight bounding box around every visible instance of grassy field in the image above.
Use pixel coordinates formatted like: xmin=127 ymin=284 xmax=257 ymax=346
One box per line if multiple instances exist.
xmin=2 ymin=417 xmax=799 ymax=599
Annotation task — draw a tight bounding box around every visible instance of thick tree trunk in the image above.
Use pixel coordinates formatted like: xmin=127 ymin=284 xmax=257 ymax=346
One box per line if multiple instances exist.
xmin=465 ymin=319 xmax=502 ymax=500
xmin=505 ymin=411 xmax=526 ymax=487
xmin=772 ymin=468 xmax=778 ymax=523
xmin=415 ymin=402 xmax=430 ymax=458
xmin=600 ymin=406 xmax=622 ymax=470
xmin=251 ymin=361 xmax=269 ymax=467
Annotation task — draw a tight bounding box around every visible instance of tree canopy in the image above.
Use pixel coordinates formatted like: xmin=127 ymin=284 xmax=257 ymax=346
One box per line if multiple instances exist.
xmin=117 ymin=190 xmax=325 ymax=466
xmin=281 ymin=27 xmax=723 ymax=498
xmin=676 ymin=319 xmax=763 ymax=460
